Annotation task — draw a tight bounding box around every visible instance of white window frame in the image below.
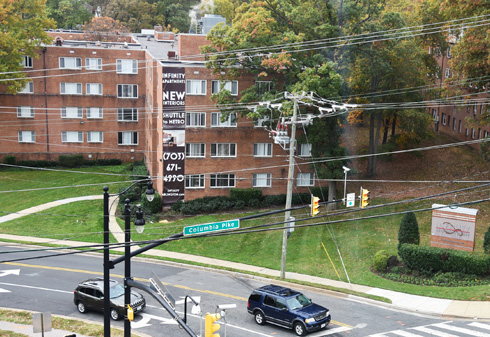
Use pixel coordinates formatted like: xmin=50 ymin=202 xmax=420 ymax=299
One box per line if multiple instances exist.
xmin=185 ymin=143 xmax=206 ymax=158
xmin=17 ymin=106 xmax=34 ymax=118
xmin=117 ymin=108 xmax=138 ymax=122
xmin=59 ymin=57 xmax=82 ymax=70
xmin=256 ymin=81 xmax=272 ymax=94
xmin=117 ymin=84 xmax=138 ymax=98
xmin=211 ymin=143 xmax=236 ymax=157
xmin=297 ymin=173 xmax=314 ymax=187
xmin=253 ymin=143 xmax=272 ymax=157
xmin=211 ymin=112 xmax=237 ymax=127
xmin=118 ymin=131 xmax=138 ymax=145
xmin=253 ymin=173 xmax=272 ymax=188
xmin=61 ymin=131 xmax=83 ymax=143
xmin=210 ymin=174 xmax=236 ymax=188
xmin=297 ymin=143 xmax=312 ymax=157
xmin=445 ymin=68 xmax=451 ymax=79
xmin=87 ymin=131 xmax=103 ymax=143
xmin=19 ymin=81 xmax=34 ymax=94
xmin=23 ymin=56 xmax=33 ymax=68
xmin=255 ymin=115 xmax=270 ymax=127
xmin=18 ymin=131 xmax=35 ymax=143
xmin=447 ymin=46 xmax=452 ymax=58
xmin=186 ymin=112 xmax=206 ymax=127
xmin=441 ymin=113 xmax=446 ymax=126
xmin=185 ymin=174 xmax=205 ymax=189
xmin=86 ymin=107 xmax=103 ymax=119
xmin=61 ymin=107 xmax=83 ymax=119
xmin=116 ymin=59 xmax=138 ymax=74
xmin=186 ymin=80 xmax=206 ymax=95
xmin=86 ymin=83 xmax=103 ymax=95
xmin=60 ymin=82 xmax=82 ymax=95
xmin=211 ymin=80 xmax=238 ymax=96
xmin=85 ymin=58 xmax=102 ymax=70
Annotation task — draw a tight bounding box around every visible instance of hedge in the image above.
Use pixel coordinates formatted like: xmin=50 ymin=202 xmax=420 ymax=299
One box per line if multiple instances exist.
xmin=399 ymin=244 xmax=490 ymax=276
xmin=59 ymin=154 xmax=84 ymax=168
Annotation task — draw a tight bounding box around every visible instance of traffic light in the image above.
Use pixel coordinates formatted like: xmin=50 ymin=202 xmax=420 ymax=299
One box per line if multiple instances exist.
xmin=205 ymin=313 xmax=221 ymax=337
xmin=311 ymin=195 xmax=320 ymax=217
xmin=127 ymin=304 xmax=134 ymax=321
xmin=361 ymin=188 xmax=370 ymax=208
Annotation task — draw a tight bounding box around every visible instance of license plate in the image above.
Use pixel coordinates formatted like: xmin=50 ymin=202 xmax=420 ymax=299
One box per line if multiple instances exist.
xmin=321 ymin=323 xmax=326 ymax=328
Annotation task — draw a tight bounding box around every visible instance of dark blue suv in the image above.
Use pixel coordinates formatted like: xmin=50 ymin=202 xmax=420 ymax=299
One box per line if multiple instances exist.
xmin=247 ymin=284 xmax=331 ymax=336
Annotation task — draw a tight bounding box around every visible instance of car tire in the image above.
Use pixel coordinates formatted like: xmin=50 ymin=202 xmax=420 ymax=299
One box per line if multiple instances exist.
xmin=254 ymin=311 xmax=265 ymax=325
xmin=110 ymin=308 xmax=120 ymax=321
xmin=76 ymin=301 xmax=87 ymax=314
xmin=294 ymin=322 xmax=307 ymax=336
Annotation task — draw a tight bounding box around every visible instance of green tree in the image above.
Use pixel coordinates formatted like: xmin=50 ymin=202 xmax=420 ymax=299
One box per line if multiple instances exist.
xmin=398 ymin=212 xmax=420 ymax=251
xmin=46 ymin=0 xmax=92 ymax=29
xmin=0 ymin=0 xmax=54 ymax=93
xmin=484 ymin=227 xmax=490 ymax=254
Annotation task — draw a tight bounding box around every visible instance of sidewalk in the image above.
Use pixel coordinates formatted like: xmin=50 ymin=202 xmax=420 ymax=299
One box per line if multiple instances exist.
xmin=0 ymin=195 xmax=489 ymax=327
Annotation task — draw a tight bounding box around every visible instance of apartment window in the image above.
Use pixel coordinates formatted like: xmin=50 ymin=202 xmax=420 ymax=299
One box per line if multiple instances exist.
xmin=481 ymin=104 xmax=486 ymax=115
xmin=19 ymin=81 xmax=33 ymax=93
xmin=211 ymin=143 xmax=236 ymax=157
xmin=253 ymin=143 xmax=272 ymax=157
xmin=60 ymin=82 xmax=82 ymax=95
xmin=459 ymin=120 xmax=462 ymax=133
xmin=116 ymin=59 xmax=138 ymax=74
xmin=447 ymin=46 xmax=452 ymax=58
xmin=185 ymin=174 xmax=205 ymax=189
xmin=23 ymin=56 xmax=33 ymax=68
xmin=473 ymin=104 xmax=478 ymax=116
xmin=453 ymin=117 xmax=457 ymax=131
xmin=186 ymin=80 xmax=206 ymax=95
xmin=211 ymin=112 xmax=236 ymax=127
xmin=186 ymin=112 xmax=206 ymax=127
xmin=211 ymin=80 xmax=238 ymax=96
xmin=210 ymin=174 xmax=235 ymax=188
xmin=118 ymin=131 xmax=138 ymax=145
xmin=117 ymin=84 xmax=138 ymax=98
xmin=61 ymin=131 xmax=83 ymax=143
xmin=86 ymin=107 xmax=103 ymax=119
xmin=445 ymin=68 xmax=451 ymax=79
xmin=432 ymin=109 xmax=437 ymax=119
xmin=255 ymin=115 xmax=270 ymax=127
xmin=61 ymin=107 xmax=83 ymax=119
xmin=256 ymin=81 xmax=272 ymax=95
xmin=297 ymin=143 xmax=312 ymax=157
xmin=297 ymin=173 xmax=314 ymax=187
xmin=87 ymin=131 xmax=103 ymax=143
xmin=85 ymin=58 xmax=102 ymax=70
xmin=18 ymin=131 xmax=35 ymax=143
xmin=484 ymin=130 xmax=489 ymax=138
xmin=86 ymin=83 xmax=102 ymax=95
xmin=253 ymin=173 xmax=271 ymax=187
xmin=59 ymin=57 xmax=82 ymax=69
xmin=441 ymin=113 xmax=446 ymax=125
xmin=117 ymin=108 xmax=138 ymax=121
xmin=17 ymin=106 xmax=34 ymax=118
xmin=472 ymin=128 xmax=476 ymax=139
xmin=185 ymin=143 xmax=205 ymax=157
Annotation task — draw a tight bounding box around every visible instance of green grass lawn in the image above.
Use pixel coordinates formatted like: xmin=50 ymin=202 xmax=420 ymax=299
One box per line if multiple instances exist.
xmin=2 ymin=164 xmax=490 ymax=301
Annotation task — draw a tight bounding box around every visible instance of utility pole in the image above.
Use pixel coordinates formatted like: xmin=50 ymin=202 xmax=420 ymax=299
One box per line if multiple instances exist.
xmin=280 ymin=95 xmax=298 ymax=279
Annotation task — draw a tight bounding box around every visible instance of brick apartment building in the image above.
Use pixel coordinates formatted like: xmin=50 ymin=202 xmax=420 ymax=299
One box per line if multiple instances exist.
xmin=428 ymin=37 xmax=489 ymax=144
xmin=0 ymin=26 xmax=319 ymax=205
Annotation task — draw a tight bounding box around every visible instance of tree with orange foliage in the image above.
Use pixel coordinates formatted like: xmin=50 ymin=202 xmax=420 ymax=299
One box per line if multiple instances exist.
xmin=83 ymin=16 xmax=130 ymax=42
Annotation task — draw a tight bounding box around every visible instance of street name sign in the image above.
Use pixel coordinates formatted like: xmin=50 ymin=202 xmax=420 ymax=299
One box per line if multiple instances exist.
xmin=184 ymin=219 xmax=240 ymax=236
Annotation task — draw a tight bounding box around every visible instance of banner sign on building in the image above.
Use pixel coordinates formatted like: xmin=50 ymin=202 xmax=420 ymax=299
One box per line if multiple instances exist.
xmin=162 ymin=67 xmax=186 ymax=204
xmin=431 ymin=203 xmax=478 ymax=252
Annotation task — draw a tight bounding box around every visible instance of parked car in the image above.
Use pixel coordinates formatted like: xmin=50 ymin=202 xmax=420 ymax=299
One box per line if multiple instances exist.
xmin=73 ymin=278 xmax=146 ymax=320
xmin=247 ymin=284 xmax=331 ymax=336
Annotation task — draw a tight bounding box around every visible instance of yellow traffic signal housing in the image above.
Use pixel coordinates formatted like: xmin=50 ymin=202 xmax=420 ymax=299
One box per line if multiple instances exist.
xmin=205 ymin=313 xmax=221 ymax=337
xmin=127 ymin=305 xmax=134 ymax=321
xmin=311 ymin=195 xmax=320 ymax=216
xmin=361 ymin=188 xmax=370 ymax=208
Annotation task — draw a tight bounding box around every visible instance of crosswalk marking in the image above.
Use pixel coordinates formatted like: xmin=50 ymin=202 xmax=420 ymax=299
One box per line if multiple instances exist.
xmin=412 ymin=326 xmax=455 ymax=337
xmin=309 ymin=326 xmax=353 ymax=336
xmin=385 ymin=330 xmax=423 ymax=336
xmin=471 ymin=322 xmax=490 ymax=331
xmin=433 ymin=322 xmax=490 ymax=336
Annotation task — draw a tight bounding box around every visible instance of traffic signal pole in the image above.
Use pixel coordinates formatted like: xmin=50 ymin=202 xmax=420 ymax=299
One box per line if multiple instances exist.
xmin=280 ymin=95 xmax=298 ymax=279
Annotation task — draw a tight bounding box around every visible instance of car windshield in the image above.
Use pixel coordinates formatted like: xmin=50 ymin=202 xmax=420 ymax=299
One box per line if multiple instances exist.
xmin=286 ymin=293 xmax=312 ymax=311
xmin=109 ymin=283 xmax=125 ymax=299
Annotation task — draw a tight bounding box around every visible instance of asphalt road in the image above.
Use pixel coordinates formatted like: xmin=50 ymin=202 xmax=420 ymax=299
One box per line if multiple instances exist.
xmin=0 ymin=244 xmax=488 ymax=337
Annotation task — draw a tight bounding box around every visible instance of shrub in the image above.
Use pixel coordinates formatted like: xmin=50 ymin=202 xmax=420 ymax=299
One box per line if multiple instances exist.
xmin=97 ymin=159 xmax=122 ymax=166
xmin=310 ymin=186 xmax=329 ymax=199
xmin=398 ymin=212 xmax=420 ymax=251
xmin=59 ymin=154 xmax=84 ymax=168
xmin=140 ymin=190 xmax=162 ymax=214
xmin=230 ymin=188 xmax=263 ymax=204
xmin=484 ymin=227 xmax=490 ymax=254
xmin=17 ymin=160 xmax=57 ymax=167
xmin=373 ymin=250 xmax=389 ymax=272
xmin=3 ymin=156 xmax=16 ymax=165
xmin=399 ymin=244 xmax=490 ymax=276
xmin=291 ymin=193 xmax=310 ymax=205
xmin=264 ymin=194 xmax=286 ymax=206
xmin=171 ymin=200 xmax=184 ymax=212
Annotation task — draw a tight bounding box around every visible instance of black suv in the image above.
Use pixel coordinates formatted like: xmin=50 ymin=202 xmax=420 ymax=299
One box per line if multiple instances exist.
xmin=73 ymin=278 xmax=146 ymax=320
xmin=247 ymin=284 xmax=331 ymax=336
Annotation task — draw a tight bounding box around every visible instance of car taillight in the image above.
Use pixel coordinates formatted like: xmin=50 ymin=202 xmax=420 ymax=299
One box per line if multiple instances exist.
xmin=247 ymin=301 xmax=250 ymax=308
